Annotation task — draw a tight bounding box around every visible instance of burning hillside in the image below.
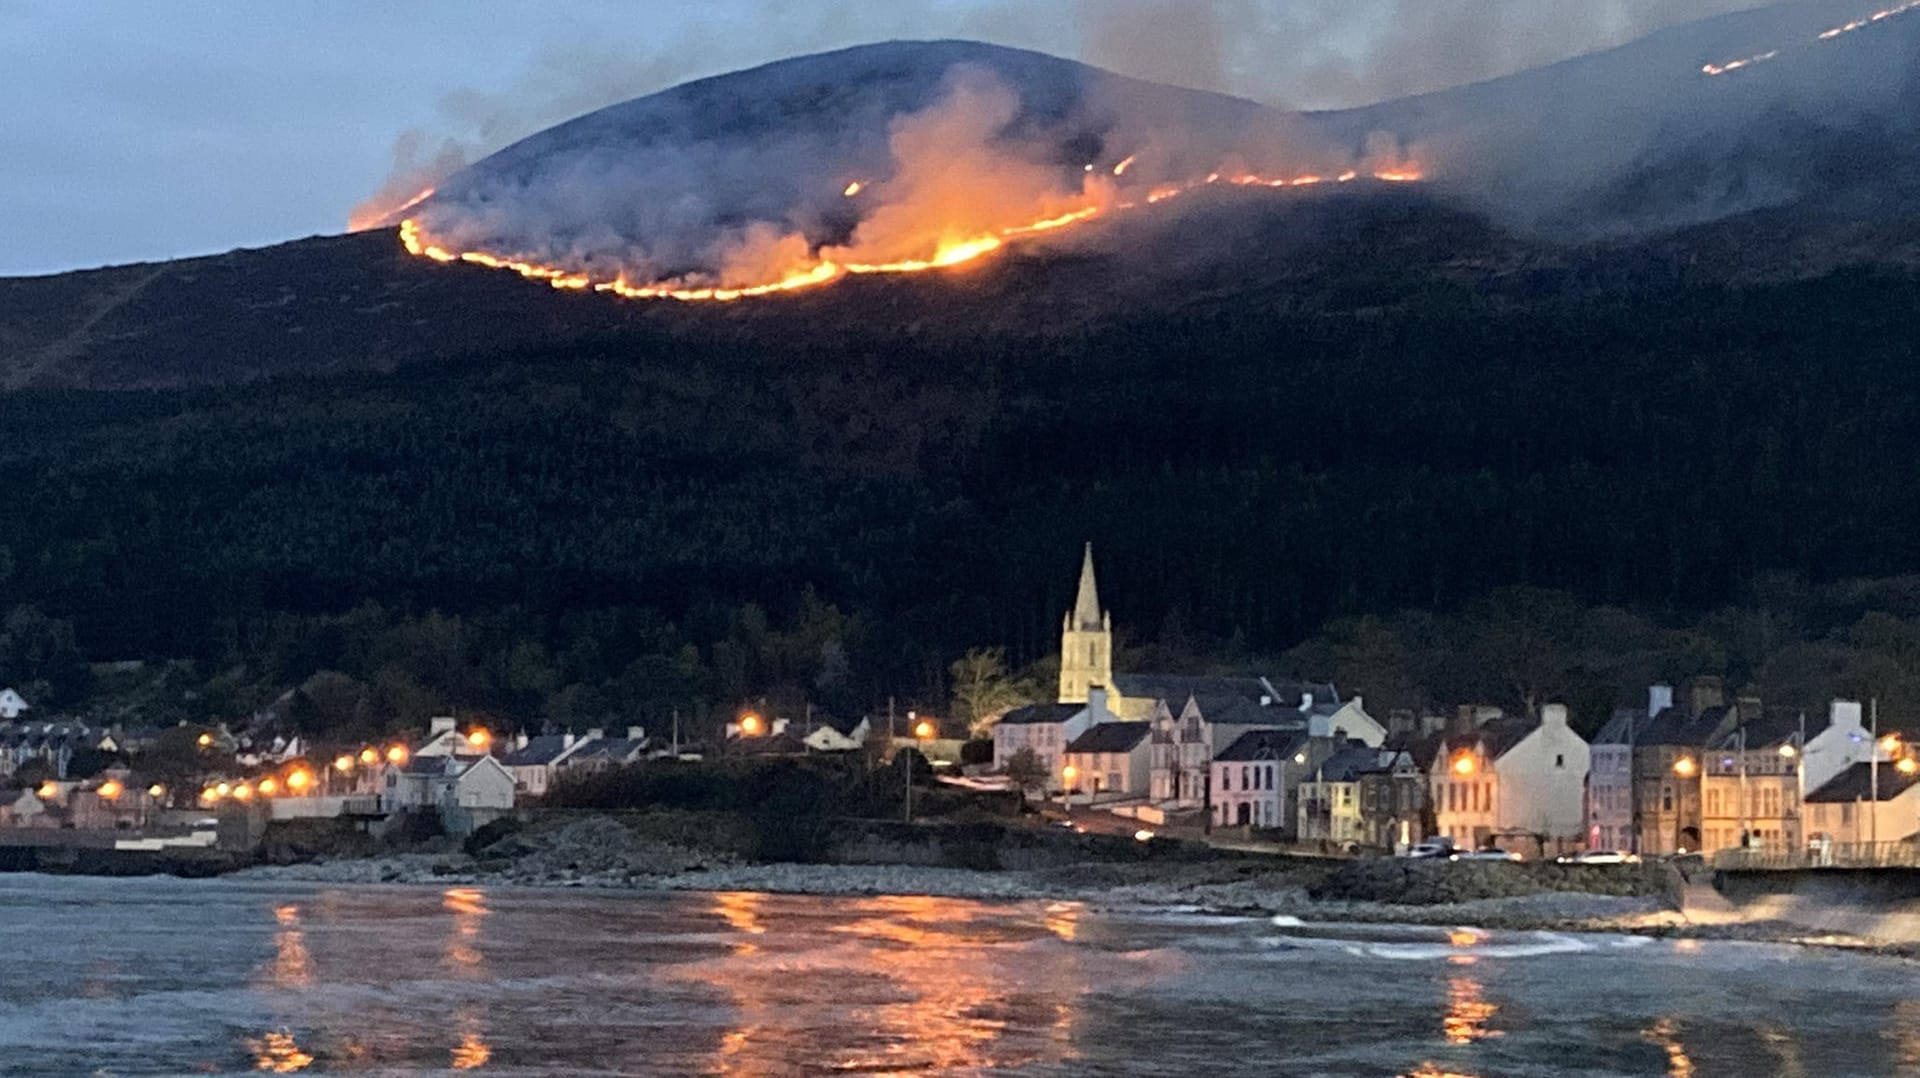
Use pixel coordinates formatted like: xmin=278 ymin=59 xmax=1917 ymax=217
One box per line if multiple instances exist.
xmin=368 ymin=42 xmax=1422 ymax=303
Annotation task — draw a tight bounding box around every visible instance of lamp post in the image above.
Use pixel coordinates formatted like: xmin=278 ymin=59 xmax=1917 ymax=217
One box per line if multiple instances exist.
xmin=1061 ymin=764 xmax=1079 ymax=821
xmin=1672 ymin=755 xmax=1698 ymax=854
xmin=904 ymin=719 xmax=934 ymax=823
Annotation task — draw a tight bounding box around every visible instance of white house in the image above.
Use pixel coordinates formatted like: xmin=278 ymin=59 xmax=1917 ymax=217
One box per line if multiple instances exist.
xmin=802 ymin=715 xmax=872 ymax=753
xmin=382 ymin=754 xmax=516 ymax=814
xmin=993 ymin=697 xmax=1104 ymax=792
xmin=1060 ymin=722 xmax=1152 ymax=801
xmin=1211 ymin=728 xmax=1311 ymax=830
xmin=1431 ymin=704 xmax=1591 ymax=856
xmin=1805 ymin=762 xmax=1920 ymax=846
xmin=0 ymin=689 xmax=28 ymax=720
xmin=1151 ymin=694 xmax=1307 ymax=809
xmin=499 ymin=733 xmax=595 ymax=799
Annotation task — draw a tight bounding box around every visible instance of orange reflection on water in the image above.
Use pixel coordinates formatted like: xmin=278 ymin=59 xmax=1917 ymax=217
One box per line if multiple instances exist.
xmin=1044 ymin=901 xmax=1081 ymax=942
xmin=697 ymin=892 xmax=1077 ymax=1076
xmin=451 ymin=1023 xmax=491 ymax=1070
xmin=1442 ymin=974 xmax=1501 ymax=1046
xmin=1643 ymin=1017 xmax=1696 ymax=1078
xmin=444 ymin=887 xmax=488 ymax=972
xmin=270 ymin=904 xmax=314 ymax=988
xmin=1406 ymin=1066 xmax=1478 ymax=1078
xmin=1889 ymin=999 xmax=1920 ymax=1069
xmin=249 ymin=1030 xmax=315 ymax=1073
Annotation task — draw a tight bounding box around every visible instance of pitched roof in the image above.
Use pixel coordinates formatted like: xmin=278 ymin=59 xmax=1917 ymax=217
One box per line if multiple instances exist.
xmin=1190 ymin=694 xmax=1298 ymax=729
xmin=1214 ymin=728 xmax=1310 ymax=763
xmin=1593 ymin=707 xmax=1654 ymax=746
xmin=500 ymin=735 xmax=576 ymax=766
xmin=1116 ymin=674 xmax=1272 ymax=705
xmin=1806 ymin=761 xmax=1920 ymax=803
xmin=570 ymin=737 xmax=645 ymax=760
xmin=1438 ymin=715 xmax=1540 ymax=762
xmin=812 ymin=713 xmax=869 ymax=737
xmin=1313 ymin=745 xmax=1386 ymax=783
xmin=1064 ymin=722 xmax=1152 ymax=754
xmin=996 ymin=703 xmax=1084 ymax=726
xmin=1639 ymin=705 xmax=1735 ymax=747
xmin=1707 ymin=708 xmax=1823 ymax=751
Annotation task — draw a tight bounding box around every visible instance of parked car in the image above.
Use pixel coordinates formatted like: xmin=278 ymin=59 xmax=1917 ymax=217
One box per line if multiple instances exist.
xmin=1403 ymin=841 xmax=1453 ymax=859
xmin=1453 ymin=848 xmax=1523 ymax=862
xmin=1557 ymin=850 xmax=1642 ymax=865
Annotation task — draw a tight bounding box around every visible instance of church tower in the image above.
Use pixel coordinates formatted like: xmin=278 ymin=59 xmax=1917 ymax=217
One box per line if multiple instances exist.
xmin=1058 ymin=543 xmax=1113 ymax=704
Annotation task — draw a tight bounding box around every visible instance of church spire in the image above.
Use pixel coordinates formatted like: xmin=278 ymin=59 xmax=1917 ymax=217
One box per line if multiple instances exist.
xmin=1073 ymin=542 xmax=1103 ymax=631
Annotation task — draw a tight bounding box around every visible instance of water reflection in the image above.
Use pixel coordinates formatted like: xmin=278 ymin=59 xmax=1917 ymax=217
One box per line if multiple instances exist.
xmin=1643 ymin=1017 xmax=1696 ymax=1078
xmin=1441 ymin=974 xmax=1500 ymax=1046
xmin=1760 ymin=1025 xmax=1806 ymax=1078
xmin=444 ymin=887 xmax=492 ymax=1071
xmin=695 ymin=892 xmax=1081 ymax=1076
xmin=270 ymin=904 xmax=314 ymax=988
xmin=249 ymin=1029 xmax=315 ymax=1073
xmin=1890 ymin=999 xmax=1920 ymax=1069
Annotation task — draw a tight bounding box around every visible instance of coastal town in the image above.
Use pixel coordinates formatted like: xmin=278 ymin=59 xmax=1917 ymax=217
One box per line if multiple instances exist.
xmin=3 ymin=548 xmax=1916 ymax=873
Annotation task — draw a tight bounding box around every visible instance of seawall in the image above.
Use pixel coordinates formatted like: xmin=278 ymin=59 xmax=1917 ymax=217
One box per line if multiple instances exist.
xmin=1714 ymin=867 xmax=1920 ymax=941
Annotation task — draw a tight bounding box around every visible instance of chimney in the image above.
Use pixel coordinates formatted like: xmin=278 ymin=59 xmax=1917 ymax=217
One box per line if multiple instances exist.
xmin=1830 ymin=699 xmax=1863 ymax=731
xmin=1542 ymin=704 xmax=1569 ymax=728
xmin=587 ymin=727 xmax=605 ymax=741
xmin=1452 ymin=706 xmax=1478 ymax=736
xmin=1420 ymin=713 xmax=1448 ymax=737
xmin=1299 ymin=692 xmax=1314 ymax=713
xmin=429 ymin=716 xmax=457 ymax=735
xmin=1388 ymin=710 xmax=1417 ymax=737
xmin=628 ymin=726 xmax=645 ymax=741
xmin=563 ymin=732 xmax=575 ymax=749
xmin=1685 ymin=676 xmax=1725 ymax=718
xmin=1648 ymin=684 xmax=1674 ymax=716
xmin=515 ymin=732 xmax=529 ymax=750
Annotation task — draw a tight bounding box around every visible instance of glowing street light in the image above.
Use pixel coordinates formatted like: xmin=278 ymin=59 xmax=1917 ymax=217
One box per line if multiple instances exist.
xmin=1672 ymin=757 xmax=1698 ymax=778
xmin=739 ymin=713 xmax=765 ymax=737
xmin=285 ymin=768 xmax=313 ymax=794
xmin=465 ymin=729 xmax=492 ymax=750
xmin=359 ymin=747 xmax=378 ymax=766
xmin=196 ymin=732 xmax=213 ymax=748
xmin=36 ymin=781 xmax=58 ymax=801
xmin=1881 ymin=733 xmax=1904 ymax=755
xmin=97 ymin=779 xmax=123 ymax=801
xmin=147 ymin=784 xmax=166 ymax=799
xmin=1452 ymin=753 xmax=1477 ymax=776
xmin=386 ymin=745 xmax=409 ymax=765
xmin=334 ymin=755 xmax=355 ymax=774
xmin=1778 ymin=744 xmax=1798 ymax=758
xmin=257 ymin=777 xmax=279 ymax=797
xmin=200 ymin=786 xmax=221 ymax=803
xmin=232 ymin=782 xmax=255 ymax=802
xmin=214 ymin=782 xmax=232 ymax=798
xmin=913 ymin=719 xmax=936 ymax=741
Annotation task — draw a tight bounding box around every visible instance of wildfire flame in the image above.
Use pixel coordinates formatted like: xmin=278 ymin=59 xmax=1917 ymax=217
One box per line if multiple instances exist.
xmin=397 ymin=164 xmax=1424 ymax=304
xmin=1703 ymin=0 xmax=1919 ymax=76
xmin=349 ymin=186 xmax=436 ymax=232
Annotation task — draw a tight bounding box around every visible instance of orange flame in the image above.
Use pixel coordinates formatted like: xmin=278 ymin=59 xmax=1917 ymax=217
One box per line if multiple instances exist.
xmin=1705 ymin=0 xmax=1919 ymax=76
xmin=395 ymin=164 xmax=1424 ymax=304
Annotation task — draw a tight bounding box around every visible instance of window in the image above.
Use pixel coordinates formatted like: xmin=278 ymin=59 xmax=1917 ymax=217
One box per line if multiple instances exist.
xmin=1662 ymin=787 xmax=1674 ymax=812
xmin=1241 ymin=766 xmax=1250 ymax=789
xmin=1556 ymin=754 xmax=1565 ymax=768
xmin=1221 ymin=769 xmax=1231 ymax=792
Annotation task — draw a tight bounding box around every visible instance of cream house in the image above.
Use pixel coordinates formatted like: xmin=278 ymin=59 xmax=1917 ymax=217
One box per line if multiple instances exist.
xmin=1431 ymin=704 xmax=1590 ymax=856
xmin=1061 ymin=721 xmax=1152 ymax=801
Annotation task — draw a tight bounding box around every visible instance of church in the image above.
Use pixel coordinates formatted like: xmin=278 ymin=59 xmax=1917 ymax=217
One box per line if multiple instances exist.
xmin=1051 ymin=544 xmax=1385 ymax=819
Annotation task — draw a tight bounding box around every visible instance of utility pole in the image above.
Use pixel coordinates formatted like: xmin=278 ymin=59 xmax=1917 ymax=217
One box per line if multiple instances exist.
xmin=1737 ymin=722 xmax=1750 ymax=849
xmin=1870 ymin=697 xmax=1880 ymax=849
xmin=1627 ymin=712 xmax=1640 ymax=856
xmin=671 ymin=709 xmax=681 ymax=757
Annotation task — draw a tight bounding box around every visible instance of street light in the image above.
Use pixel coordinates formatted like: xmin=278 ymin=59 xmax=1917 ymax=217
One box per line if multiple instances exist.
xmin=386 ymin=745 xmax=409 ymax=765
xmin=232 ymin=782 xmax=255 ymax=802
xmin=147 ymin=784 xmax=166 ymax=799
xmin=1672 ymin=756 xmax=1698 ymax=777
xmin=740 ymin=713 xmax=765 ymax=737
xmin=1778 ymin=744 xmax=1798 ymax=758
xmin=465 ymin=729 xmax=492 ymax=750
xmin=36 ymin=781 xmax=58 ymax=801
xmin=359 ymin=747 xmax=378 ymax=766
xmin=257 ymin=776 xmax=279 ymax=797
xmin=196 ymin=732 xmax=213 ymax=749
xmin=97 ymin=779 xmax=123 ymax=801
xmin=1452 ymin=753 xmax=1477 ymax=776
xmin=1899 ymin=758 xmax=1919 ymax=776
xmin=334 ymin=755 xmax=355 ymax=774
xmin=913 ymin=719 xmax=936 ymax=741
xmin=285 ymin=768 xmax=313 ymax=794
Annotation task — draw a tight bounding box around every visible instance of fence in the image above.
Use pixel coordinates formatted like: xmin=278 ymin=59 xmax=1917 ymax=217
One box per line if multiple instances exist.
xmin=1715 ymin=840 xmax=1920 ymax=871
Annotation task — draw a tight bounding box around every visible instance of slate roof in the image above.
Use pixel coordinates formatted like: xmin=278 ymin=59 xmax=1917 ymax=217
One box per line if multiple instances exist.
xmin=1806 ymin=761 xmax=1920 ymax=803
xmin=996 ymin=704 xmax=1084 ymax=726
xmin=1706 ymin=708 xmax=1822 ymax=751
xmin=1381 ymin=730 xmax=1447 ymax=771
xmin=569 ymin=737 xmax=646 ymax=761
xmin=1313 ymin=745 xmax=1386 ymax=783
xmin=399 ymin=753 xmax=489 ymax=777
xmin=1638 ymin=705 xmax=1736 ymax=747
xmin=500 ymin=735 xmax=576 ymax=767
xmin=1115 ymin=675 xmax=1272 ymax=705
xmin=1437 ymin=715 xmax=1540 ymax=762
xmin=813 ymin=713 xmax=868 ymax=737
xmin=1064 ymin=722 xmax=1152 ymax=754
xmin=1188 ymin=694 xmax=1298 ymax=728
xmin=1593 ymin=707 xmax=1656 ymax=746
xmin=1214 ymin=728 xmax=1311 ymax=763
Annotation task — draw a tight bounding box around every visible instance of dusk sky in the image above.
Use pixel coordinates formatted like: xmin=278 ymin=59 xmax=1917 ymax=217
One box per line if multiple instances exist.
xmin=2 ymin=0 xmax=1765 ymax=276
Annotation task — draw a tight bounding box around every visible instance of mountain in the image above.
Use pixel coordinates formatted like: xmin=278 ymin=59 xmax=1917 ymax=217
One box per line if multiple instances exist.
xmin=5 ymin=8 xmax=1920 ymax=715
